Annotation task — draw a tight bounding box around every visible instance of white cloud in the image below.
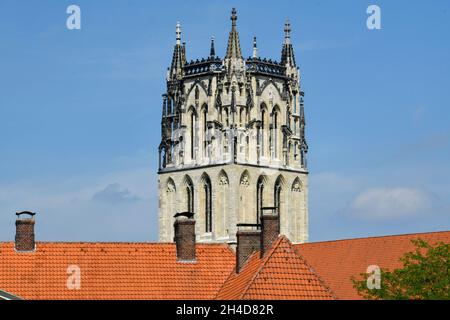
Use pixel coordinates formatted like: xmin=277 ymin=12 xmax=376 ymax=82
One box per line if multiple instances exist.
xmin=347 ymin=187 xmax=432 ymax=221
xmin=92 ymin=183 xmax=141 ymax=203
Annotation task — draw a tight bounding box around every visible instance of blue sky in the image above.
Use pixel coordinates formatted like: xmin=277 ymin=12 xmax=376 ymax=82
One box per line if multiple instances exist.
xmin=0 ymin=0 xmax=449 ymax=242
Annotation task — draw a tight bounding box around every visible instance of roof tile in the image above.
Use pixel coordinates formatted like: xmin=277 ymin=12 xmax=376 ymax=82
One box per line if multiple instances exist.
xmin=0 ymin=242 xmax=235 ymax=300
xmin=216 ymin=236 xmax=335 ymax=300
xmin=294 ymin=231 xmax=450 ymax=299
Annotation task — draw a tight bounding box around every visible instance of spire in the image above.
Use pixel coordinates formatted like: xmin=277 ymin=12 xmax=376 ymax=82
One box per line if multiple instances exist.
xmin=252 ymin=37 xmax=258 ymax=58
xmin=182 ymin=41 xmax=186 ymax=63
xmin=284 ymin=20 xmax=291 ymax=45
xmin=281 ymin=20 xmax=296 ymax=67
xmin=170 ymin=21 xmax=185 ymax=80
xmin=176 ymin=21 xmax=181 ymax=45
xmin=225 ymin=8 xmax=243 ymax=60
xmin=210 ymin=36 xmax=216 ymax=58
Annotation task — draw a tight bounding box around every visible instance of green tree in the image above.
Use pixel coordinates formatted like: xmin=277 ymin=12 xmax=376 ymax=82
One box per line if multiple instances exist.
xmin=352 ymin=239 xmax=450 ymax=300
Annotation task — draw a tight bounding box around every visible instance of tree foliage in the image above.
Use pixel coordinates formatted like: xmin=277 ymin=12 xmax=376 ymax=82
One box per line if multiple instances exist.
xmin=352 ymin=239 xmax=450 ymax=300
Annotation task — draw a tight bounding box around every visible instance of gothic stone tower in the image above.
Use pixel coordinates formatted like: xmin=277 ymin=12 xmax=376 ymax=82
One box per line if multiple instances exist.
xmin=158 ymin=9 xmax=308 ymax=244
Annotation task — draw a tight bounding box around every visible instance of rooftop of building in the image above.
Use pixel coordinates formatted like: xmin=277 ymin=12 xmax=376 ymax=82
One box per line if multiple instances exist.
xmin=168 ymin=8 xmax=297 ymax=79
xmin=216 ymin=235 xmax=335 ymax=300
xmin=294 ymin=230 xmax=450 ymax=300
xmin=0 ymin=241 xmax=235 ymax=300
xmin=1 ymin=229 xmax=449 ymax=300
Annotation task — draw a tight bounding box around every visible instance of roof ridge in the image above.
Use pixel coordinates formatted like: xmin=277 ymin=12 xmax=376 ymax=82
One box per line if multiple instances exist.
xmin=0 ymin=241 xmax=232 ymax=246
xmin=239 ymin=235 xmax=285 ymax=300
xmin=301 ymin=230 xmax=450 ymax=246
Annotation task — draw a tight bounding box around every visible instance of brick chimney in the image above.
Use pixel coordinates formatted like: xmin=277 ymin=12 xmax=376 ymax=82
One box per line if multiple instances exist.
xmin=15 ymin=211 xmax=36 ymax=252
xmin=260 ymin=207 xmax=279 ymax=257
xmin=173 ymin=212 xmax=196 ymax=262
xmin=236 ymin=224 xmax=261 ymax=273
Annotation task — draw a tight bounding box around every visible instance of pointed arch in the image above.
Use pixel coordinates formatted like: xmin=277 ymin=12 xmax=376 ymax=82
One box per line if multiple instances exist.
xmin=183 ymin=175 xmax=194 ymax=212
xmin=256 ymin=175 xmax=268 ymax=223
xmin=260 ymin=103 xmax=269 ymax=157
xmin=260 ymin=102 xmax=268 ymax=112
xmin=240 ymin=170 xmax=250 ymax=187
xmin=274 ymin=175 xmax=285 ymax=222
xmin=216 ymin=170 xmax=229 ymax=239
xmin=163 ymin=176 xmax=177 ymax=241
xmin=218 ymin=170 xmax=229 ymax=186
xmin=166 ymin=177 xmax=176 ymax=193
xmin=188 ymin=106 xmax=197 ymax=160
xmin=201 ymin=103 xmax=208 ymax=157
xmin=274 ymin=174 xmax=286 ymax=188
xmin=271 ymin=104 xmax=281 ymax=115
xmin=200 ymin=173 xmax=213 ymax=233
xmin=200 ymin=103 xmax=208 ymax=113
xmin=187 ymin=105 xmax=197 ymax=116
xmin=186 ymin=79 xmax=208 ymax=99
xmin=292 ymin=177 xmax=302 ymax=192
xmin=271 ymin=105 xmax=281 ymax=158
xmin=259 ymin=79 xmax=283 ymax=98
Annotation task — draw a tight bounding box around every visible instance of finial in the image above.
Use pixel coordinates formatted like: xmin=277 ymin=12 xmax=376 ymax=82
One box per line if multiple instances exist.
xmin=252 ymin=36 xmax=258 ymax=58
xmin=210 ymin=36 xmax=216 ymax=57
xmin=284 ymin=19 xmax=291 ymax=44
xmin=231 ymin=8 xmax=237 ymax=27
xmin=176 ymin=21 xmax=181 ymax=45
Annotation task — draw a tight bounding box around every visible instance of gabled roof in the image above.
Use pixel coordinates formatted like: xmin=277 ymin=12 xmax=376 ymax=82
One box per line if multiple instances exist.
xmin=294 ymin=230 xmax=450 ymax=300
xmin=216 ymin=236 xmax=335 ymax=300
xmin=0 ymin=242 xmax=235 ymax=300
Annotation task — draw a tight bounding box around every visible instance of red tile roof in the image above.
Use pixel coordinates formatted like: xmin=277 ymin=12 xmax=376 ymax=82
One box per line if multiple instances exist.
xmin=0 ymin=242 xmax=235 ymax=300
xmin=2 ymin=231 xmax=448 ymax=300
xmin=216 ymin=236 xmax=335 ymax=300
xmin=294 ymin=231 xmax=450 ymax=300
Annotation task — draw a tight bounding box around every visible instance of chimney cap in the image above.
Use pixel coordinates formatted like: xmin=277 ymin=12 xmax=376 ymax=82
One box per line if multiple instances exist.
xmin=237 ymin=223 xmax=261 ymax=231
xmin=16 ymin=211 xmax=36 ymax=217
xmin=174 ymin=212 xmax=195 ymax=219
xmin=237 ymin=223 xmax=260 ymax=228
xmin=261 ymin=207 xmax=278 ymax=215
xmin=261 ymin=206 xmax=277 ymax=210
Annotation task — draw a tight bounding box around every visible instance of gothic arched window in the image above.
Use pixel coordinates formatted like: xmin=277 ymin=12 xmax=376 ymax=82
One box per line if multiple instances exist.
xmin=274 ymin=176 xmax=283 ymax=233
xmin=273 ymin=110 xmax=279 ymax=158
xmin=202 ymin=174 xmax=212 ymax=233
xmin=261 ymin=109 xmax=266 ymax=156
xmin=256 ymin=176 xmax=266 ymax=223
xmin=184 ymin=176 xmax=194 ymax=213
xmin=190 ymin=109 xmax=197 ymax=160
xmin=202 ymin=105 xmax=208 ymax=157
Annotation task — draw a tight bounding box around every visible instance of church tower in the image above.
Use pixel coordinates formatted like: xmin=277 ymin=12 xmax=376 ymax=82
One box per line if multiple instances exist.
xmin=158 ymin=9 xmax=309 ymax=244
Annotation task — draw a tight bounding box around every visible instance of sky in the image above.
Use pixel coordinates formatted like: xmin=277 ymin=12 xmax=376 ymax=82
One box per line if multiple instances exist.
xmin=0 ymin=0 xmax=449 ymax=243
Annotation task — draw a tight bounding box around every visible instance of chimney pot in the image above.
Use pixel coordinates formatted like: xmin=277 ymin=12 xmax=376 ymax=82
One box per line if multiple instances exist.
xmin=236 ymin=224 xmax=261 ymax=273
xmin=261 ymin=207 xmax=279 ymax=257
xmin=15 ymin=211 xmax=36 ymax=252
xmin=173 ymin=212 xmax=196 ymax=262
